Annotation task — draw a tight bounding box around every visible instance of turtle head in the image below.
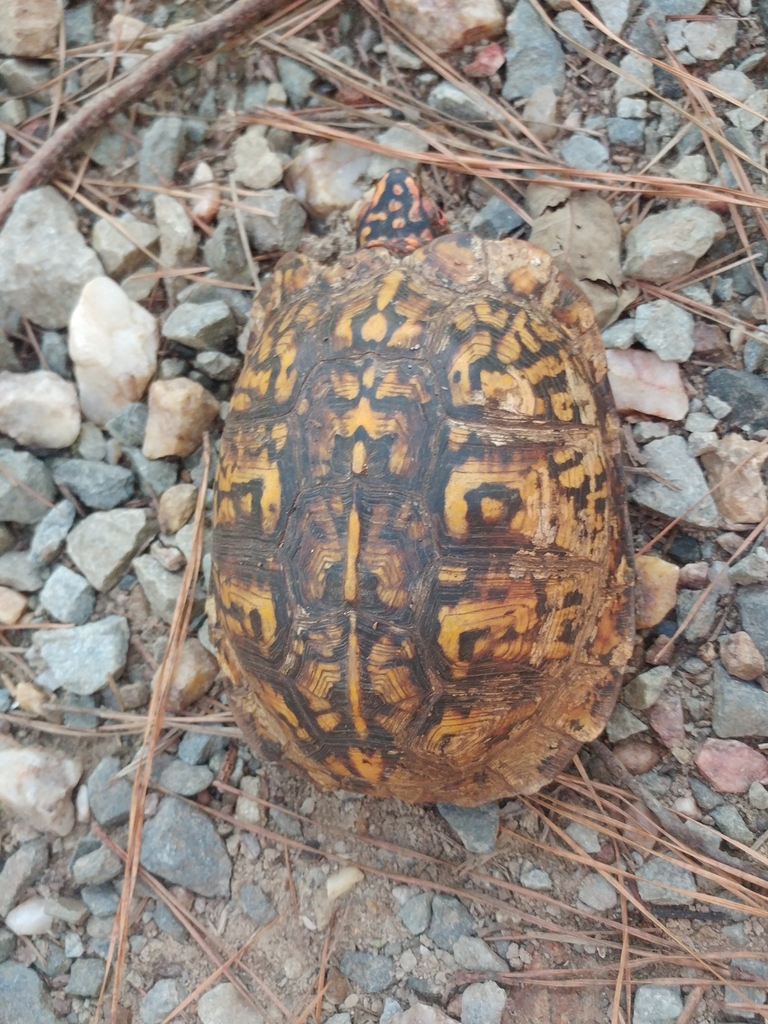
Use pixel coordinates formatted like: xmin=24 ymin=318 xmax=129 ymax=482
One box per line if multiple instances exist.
xmin=356 ymin=168 xmax=449 ymax=256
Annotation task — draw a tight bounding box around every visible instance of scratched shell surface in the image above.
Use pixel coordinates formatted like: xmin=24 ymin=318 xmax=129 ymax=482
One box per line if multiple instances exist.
xmin=210 ymin=233 xmax=635 ymax=805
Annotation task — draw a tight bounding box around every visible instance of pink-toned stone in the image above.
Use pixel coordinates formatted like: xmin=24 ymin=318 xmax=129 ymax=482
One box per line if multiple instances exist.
xmin=720 ymin=630 xmax=765 ymax=681
xmin=142 ymin=378 xmax=219 ymax=459
xmin=0 ymin=585 xmax=26 ymax=625
xmin=701 ymin=434 xmax=768 ymax=526
xmin=0 ymin=734 xmax=82 ymax=836
xmin=612 ymin=737 xmax=661 ymax=775
xmin=385 ymin=0 xmax=505 ymax=52
xmin=635 ymin=554 xmax=679 ymax=629
xmin=153 ymin=637 xmax=219 ymax=712
xmin=647 ymin=692 xmax=685 ymax=748
xmin=678 ymin=561 xmax=709 ymax=589
xmin=605 ymin=348 xmax=689 ymax=421
xmin=0 ymin=370 xmax=81 ymax=449
xmin=463 ymin=42 xmax=505 ymax=77
xmin=694 ymin=738 xmax=768 ymax=793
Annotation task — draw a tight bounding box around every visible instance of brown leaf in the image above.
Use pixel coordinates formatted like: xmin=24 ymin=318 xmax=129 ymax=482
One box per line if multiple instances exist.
xmin=529 ymin=192 xmax=636 ymax=327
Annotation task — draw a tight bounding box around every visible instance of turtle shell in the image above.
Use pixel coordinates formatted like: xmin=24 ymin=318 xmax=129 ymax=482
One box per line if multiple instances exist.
xmin=210 ymin=231 xmax=635 ymax=805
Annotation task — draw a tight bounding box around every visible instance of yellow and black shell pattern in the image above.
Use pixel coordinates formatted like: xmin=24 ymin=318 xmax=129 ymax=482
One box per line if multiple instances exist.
xmin=210 ymin=224 xmax=635 ymax=805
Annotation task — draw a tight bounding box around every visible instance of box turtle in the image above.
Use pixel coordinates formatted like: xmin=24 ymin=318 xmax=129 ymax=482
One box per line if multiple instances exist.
xmin=210 ymin=169 xmax=635 ymax=805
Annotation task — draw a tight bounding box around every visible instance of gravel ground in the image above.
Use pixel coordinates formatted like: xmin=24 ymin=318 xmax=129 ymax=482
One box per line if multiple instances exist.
xmin=2 ymin=2 xmax=768 ymax=1023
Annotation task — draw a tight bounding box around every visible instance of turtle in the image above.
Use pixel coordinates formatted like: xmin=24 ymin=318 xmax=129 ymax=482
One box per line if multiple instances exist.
xmin=209 ymin=168 xmax=635 ymax=806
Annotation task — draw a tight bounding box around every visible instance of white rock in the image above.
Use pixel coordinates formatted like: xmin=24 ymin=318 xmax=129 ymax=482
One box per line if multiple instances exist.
xmin=190 ymin=161 xmax=220 ymax=224
xmin=0 ymin=187 xmax=103 ymax=329
xmin=0 ymin=734 xmax=82 ymax=836
xmin=5 ymin=896 xmax=53 ymax=935
xmin=606 ymin=348 xmax=689 ymax=421
xmin=327 ymin=866 xmax=364 ymax=901
xmin=68 ymin=276 xmax=158 ymax=426
xmin=0 ymin=370 xmax=80 ymax=449
xmin=383 ymin=0 xmax=504 ymax=53
xmin=683 ymin=18 xmax=738 ymax=60
xmin=233 ymin=126 xmax=284 ymax=191
xmin=286 ymin=142 xmax=372 ymax=217
xmin=142 ymin=378 xmax=219 ymax=459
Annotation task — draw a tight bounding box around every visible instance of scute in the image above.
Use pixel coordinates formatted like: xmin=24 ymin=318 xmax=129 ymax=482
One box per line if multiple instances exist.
xmin=211 ymin=230 xmax=635 ymax=805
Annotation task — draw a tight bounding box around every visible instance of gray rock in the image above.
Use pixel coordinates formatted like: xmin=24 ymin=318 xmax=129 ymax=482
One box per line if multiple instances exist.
xmin=125 ymin=447 xmax=178 ymax=498
xmin=64 ymin=3 xmax=95 ymax=47
xmin=269 ymin=807 xmax=303 ymax=839
xmin=397 ymin=892 xmax=431 ymax=935
xmin=632 ymin=984 xmax=683 ymax=1024
xmin=632 ymin=435 xmax=719 ymax=528
xmin=710 ymin=804 xmax=754 ymax=845
xmin=65 ymin=958 xmax=104 ymax=997
xmin=80 ymin=883 xmax=119 ymax=917
xmin=139 ymin=117 xmax=187 ymax=199
xmin=503 ymin=0 xmax=565 ymax=100
xmin=0 ymin=187 xmax=103 ymax=329
xmin=40 ymin=332 xmax=70 ymax=379
xmin=178 ymin=730 xmax=225 ymax=765
xmin=749 ymin=781 xmax=768 ymax=809
xmin=162 ymin=300 xmax=237 ymax=351
xmin=0 ymin=60 xmax=51 ymax=97
xmin=713 ymin=661 xmax=768 ymax=738
xmin=87 ymin=755 xmax=133 ymax=826
xmin=243 ymin=189 xmax=307 ymax=253
xmin=520 ymin=866 xmax=553 ymax=891
xmin=89 ymin=114 xmax=140 ymax=169
xmin=555 ymin=10 xmax=597 ymax=50
xmin=706 ymin=368 xmax=768 ymax=432
xmin=0 ymin=450 xmax=56 ymax=524
xmin=623 ymin=206 xmax=724 ymax=286
xmin=0 ymin=551 xmax=44 ymax=592
xmin=67 ymin=508 xmax=156 ymax=591
xmin=197 ymin=982 xmax=264 ymax=1024
xmin=140 ymin=796 xmax=232 ymax=897
xmin=159 ymin=759 xmax=214 ymax=796
xmin=106 ymin=402 xmax=148 ymax=447
xmin=152 ymin=900 xmax=188 ymax=941
xmin=339 ymin=951 xmax=394 ymax=993
xmin=177 ymin=280 xmax=252 ymax=324
xmin=140 ymin=978 xmax=185 ymax=1024
xmin=0 ymin=962 xmax=56 ymax=1024
xmin=51 ymin=458 xmax=134 ymax=511
xmin=728 ymin=548 xmax=768 ymax=586
xmin=0 ymin=929 xmax=14 ymax=964
xmin=634 ymin=299 xmax=695 ymax=362
xmin=276 ymin=56 xmax=316 ymax=107
xmin=689 ymin=777 xmax=723 ymax=811
xmin=635 ymin=856 xmax=696 ymax=905
xmin=737 ymin=586 xmax=768 ymax=665
xmin=63 ymin=693 xmax=98 ymax=730
xmin=676 ymin=587 xmax=718 ymax=642
xmin=0 ymin=837 xmax=48 ymax=918
xmin=427 ymin=82 xmax=495 ymax=122
xmin=202 ymin=219 xmax=249 ymax=283
xmin=427 ymin=894 xmax=475 ymax=950
xmin=561 ymin=134 xmax=610 ymax=170
xmin=71 ymin=844 xmax=122 ymax=886
xmin=461 ymin=980 xmax=507 ymax=1024
xmin=77 ymin=422 xmax=107 ymax=461
xmin=36 ymin=944 xmax=70 ymax=978
xmin=607 ymin=117 xmax=645 ymax=149
xmin=578 ymin=872 xmax=618 ymax=911
xmin=92 ymin=213 xmax=160 ymax=278
xmin=133 ymin=553 xmax=205 ymax=624
xmin=240 ymin=883 xmax=277 ymax=926
xmin=194 ymin=350 xmax=240 ymax=381
xmin=436 ymin=802 xmax=499 ymax=853
xmin=32 ymin=615 xmax=129 ymax=694
xmin=380 ymin=999 xmax=403 ymax=1024
xmin=469 ymin=196 xmax=524 ymax=240
xmin=624 ymin=665 xmax=672 ymax=710
xmin=565 ymin=821 xmax=602 ymax=853
xmin=453 ymin=936 xmax=507 ymax=972
xmin=39 ymin=565 xmax=94 ymax=624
